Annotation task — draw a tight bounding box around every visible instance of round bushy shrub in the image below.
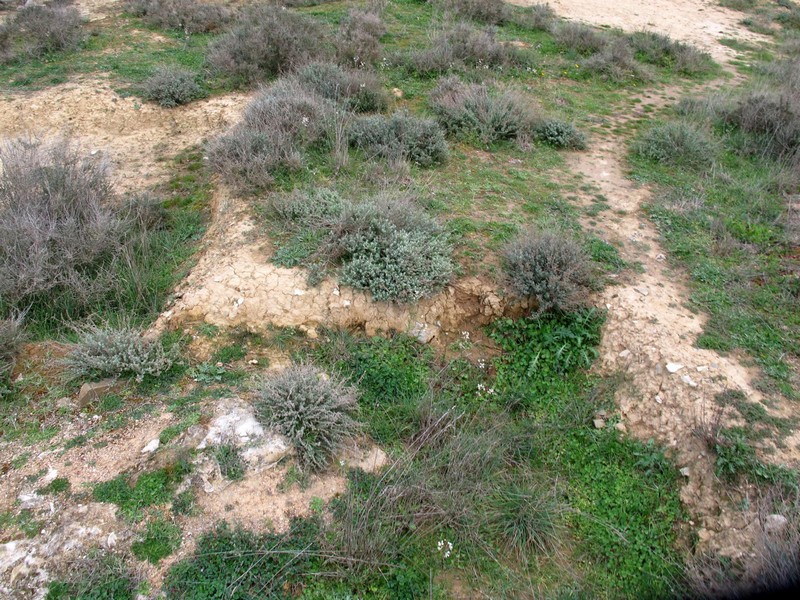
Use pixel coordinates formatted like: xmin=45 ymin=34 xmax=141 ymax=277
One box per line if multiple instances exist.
xmin=124 ymin=0 xmax=232 ymax=34
xmin=0 ymin=5 xmax=84 ymax=62
xmin=65 ymin=323 xmax=176 ymax=383
xmin=633 ymin=121 xmax=716 ymax=168
xmin=207 ymin=5 xmax=329 ymax=86
xmin=349 ymin=112 xmax=448 ymax=167
xmin=430 ymin=76 xmax=540 ymax=145
xmin=535 ymin=119 xmax=587 ymax=149
xmin=504 ymin=230 xmax=592 ymax=313
xmin=0 ymin=139 xmax=124 ymax=306
xmin=255 ymin=364 xmax=360 ymax=472
xmin=297 ymin=62 xmax=388 ymax=113
xmin=143 ymin=66 xmax=207 ymax=107
xmin=335 ymin=9 xmax=385 ymax=67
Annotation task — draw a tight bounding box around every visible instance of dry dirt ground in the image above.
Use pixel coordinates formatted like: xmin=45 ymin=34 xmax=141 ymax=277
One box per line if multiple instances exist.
xmin=0 ymin=0 xmax=796 ymax=596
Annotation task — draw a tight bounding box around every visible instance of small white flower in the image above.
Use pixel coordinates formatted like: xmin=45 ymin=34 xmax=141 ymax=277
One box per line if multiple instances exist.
xmin=437 ymin=539 xmax=453 ymax=559
xmin=302 ymin=116 xmax=309 ymax=125
xmin=477 ymin=359 xmax=486 ymax=369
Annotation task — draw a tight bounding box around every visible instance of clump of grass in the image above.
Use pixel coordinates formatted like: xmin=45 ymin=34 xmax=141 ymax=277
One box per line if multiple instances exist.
xmin=207 ymin=5 xmax=329 ymax=87
xmin=336 ymin=8 xmax=385 ymax=68
xmin=124 ymin=0 xmax=232 ymax=34
xmin=37 ymin=477 xmax=71 ymax=496
xmin=407 ymin=22 xmax=529 ymax=75
xmin=207 ymin=79 xmax=337 ymax=191
xmin=725 ymin=91 xmax=800 ymax=160
xmin=65 ymin=323 xmax=177 ymax=383
xmin=349 ymin=111 xmax=448 ymax=167
xmin=255 ymin=364 xmax=360 ymax=472
xmin=632 ymin=121 xmax=716 ymax=168
xmin=142 ymin=66 xmax=207 ymax=107
xmin=93 ymin=461 xmax=191 ymax=519
xmin=296 ymin=62 xmax=389 ymax=113
xmin=504 ymin=229 xmax=593 ymax=313
xmin=213 ymin=443 xmax=245 ymax=481
xmin=131 ymin=517 xmax=182 ymax=564
xmin=429 ymin=75 xmax=540 ymax=145
xmin=0 ymin=5 xmax=83 ymax=64
xmin=486 ymin=481 xmax=564 ymax=555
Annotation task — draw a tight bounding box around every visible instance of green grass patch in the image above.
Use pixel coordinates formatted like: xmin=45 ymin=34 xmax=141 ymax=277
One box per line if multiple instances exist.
xmin=93 ymin=461 xmax=191 ymax=520
xmin=132 ymin=517 xmax=182 ymax=564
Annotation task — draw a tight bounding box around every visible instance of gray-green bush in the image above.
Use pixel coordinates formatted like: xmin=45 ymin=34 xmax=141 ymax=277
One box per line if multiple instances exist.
xmin=296 ymin=62 xmax=389 ymax=113
xmin=0 ymin=5 xmax=83 ymax=63
xmin=583 ymin=38 xmax=651 ymax=83
xmin=443 ymin=0 xmax=510 ymax=25
xmin=124 ymin=0 xmax=232 ymax=34
xmin=255 ymin=364 xmax=360 ymax=472
xmin=349 ymin=111 xmax=448 ymax=167
xmin=629 ymin=30 xmax=715 ymax=76
xmin=143 ymin=66 xmax=206 ymax=107
xmin=429 ymin=76 xmax=540 ymax=145
xmin=65 ymin=323 xmax=176 ymax=383
xmin=0 ymin=139 xmax=124 ymax=307
xmin=336 ymin=9 xmax=385 ymax=67
xmin=534 ymin=119 xmax=587 ymax=149
xmin=407 ymin=22 xmax=527 ymax=75
xmin=551 ymin=21 xmax=608 ymax=55
xmin=207 ymin=79 xmax=337 ymax=190
xmin=633 ymin=121 xmax=716 ymax=168
xmin=504 ymin=230 xmax=593 ymax=313
xmin=207 ymin=5 xmax=329 ymax=86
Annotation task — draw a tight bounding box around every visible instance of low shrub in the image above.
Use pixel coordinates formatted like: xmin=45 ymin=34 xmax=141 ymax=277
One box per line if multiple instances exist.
xmin=534 ymin=119 xmax=587 ymax=149
xmin=443 ymin=0 xmax=510 ymax=25
xmin=633 ymin=121 xmax=716 ymax=168
xmin=349 ymin=111 xmax=448 ymax=167
xmin=339 ymin=209 xmax=454 ymax=302
xmin=336 ymin=9 xmax=385 ymax=67
xmin=124 ymin=0 xmax=232 ymax=34
xmin=514 ymin=3 xmax=557 ymax=31
xmin=65 ymin=323 xmax=176 ymax=383
xmin=207 ymin=79 xmax=336 ymax=190
xmin=629 ymin=31 xmax=715 ymax=76
xmin=725 ymin=91 xmax=800 ymax=160
xmin=269 ymin=191 xmax=454 ymax=302
xmin=0 ymin=5 xmax=83 ymax=63
xmin=504 ymin=229 xmax=593 ymax=313
xmin=407 ymin=22 xmax=527 ymax=75
xmin=429 ymin=76 xmax=540 ymax=145
xmin=296 ymin=62 xmax=388 ymax=113
xmin=551 ymin=21 xmax=608 ymax=55
xmin=583 ymin=38 xmax=651 ymax=83
xmin=142 ymin=66 xmax=206 ymax=107
xmin=0 ymin=139 xmax=124 ymax=307
xmin=255 ymin=364 xmax=360 ymax=472
xmin=207 ymin=5 xmax=329 ymax=86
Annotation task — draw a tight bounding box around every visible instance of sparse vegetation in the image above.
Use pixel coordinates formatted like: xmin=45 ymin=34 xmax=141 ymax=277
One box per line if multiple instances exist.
xmin=94 ymin=461 xmax=191 ymax=519
xmin=131 ymin=517 xmax=182 ymax=564
xmin=142 ymin=66 xmax=206 ymax=107
xmin=0 ymin=312 xmax=24 ymax=393
xmin=45 ymin=552 xmax=139 ymax=600
xmin=633 ymin=121 xmax=716 ymax=168
xmin=213 ymin=443 xmax=245 ymax=480
xmin=255 ymin=364 xmax=360 ymax=472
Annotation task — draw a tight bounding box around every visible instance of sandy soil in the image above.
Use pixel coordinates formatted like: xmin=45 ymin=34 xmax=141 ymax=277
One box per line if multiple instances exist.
xmin=0 ymin=79 xmax=250 ymax=193
xmin=512 ymin=0 xmax=770 ymax=63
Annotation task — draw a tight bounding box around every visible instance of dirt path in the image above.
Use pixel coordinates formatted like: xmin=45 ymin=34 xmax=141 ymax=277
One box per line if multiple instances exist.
xmin=511 ymin=0 xmax=770 ymax=64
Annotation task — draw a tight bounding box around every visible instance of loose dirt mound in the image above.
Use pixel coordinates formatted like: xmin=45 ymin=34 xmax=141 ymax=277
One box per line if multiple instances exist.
xmin=512 ymin=0 xmax=769 ymax=63
xmin=0 ymin=79 xmax=249 ymax=192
